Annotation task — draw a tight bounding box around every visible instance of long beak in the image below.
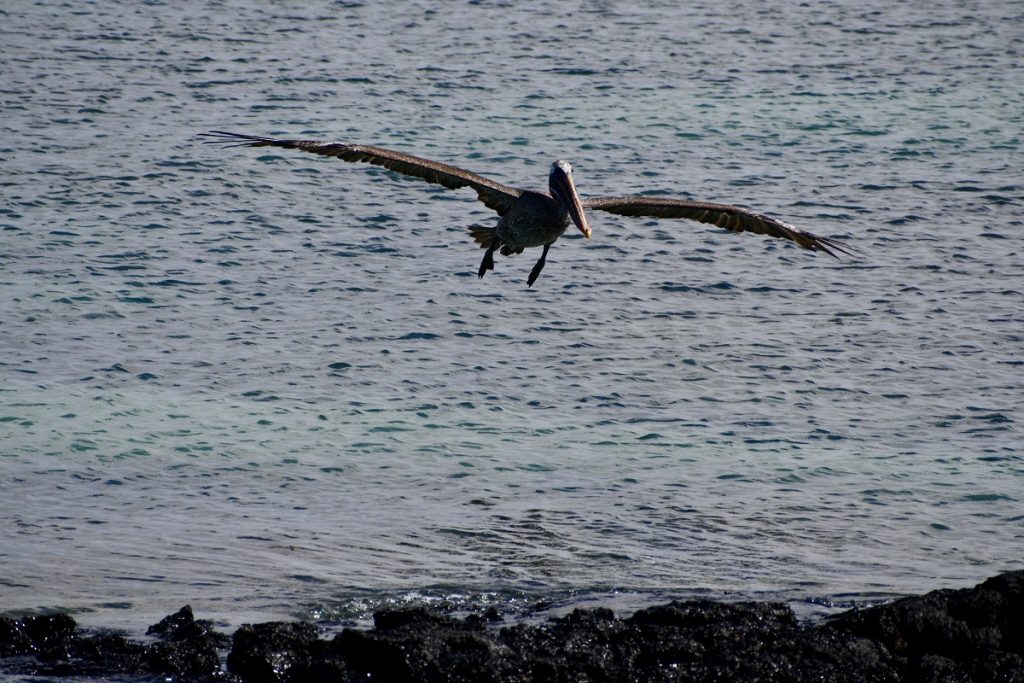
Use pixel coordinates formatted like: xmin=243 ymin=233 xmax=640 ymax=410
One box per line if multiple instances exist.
xmin=552 ymin=167 xmax=592 ymax=239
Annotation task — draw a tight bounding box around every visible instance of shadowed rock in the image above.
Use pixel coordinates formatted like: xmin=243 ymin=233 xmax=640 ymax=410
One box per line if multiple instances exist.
xmin=827 ymin=571 xmax=1024 ymax=682
xmin=227 ymin=621 xmax=323 ymax=682
xmin=0 ymin=606 xmax=225 ymax=680
xmin=146 ymin=605 xmax=229 ymax=679
xmin=2 ymin=571 xmax=1022 ymax=682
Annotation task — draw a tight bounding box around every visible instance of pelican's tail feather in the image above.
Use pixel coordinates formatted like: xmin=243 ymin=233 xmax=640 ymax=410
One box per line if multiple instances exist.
xmin=468 ymin=224 xmax=498 ymax=250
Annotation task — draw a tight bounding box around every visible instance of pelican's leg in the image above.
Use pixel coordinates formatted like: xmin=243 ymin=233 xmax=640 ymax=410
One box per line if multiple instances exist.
xmin=478 ymin=244 xmax=497 ymax=278
xmin=526 ymin=243 xmax=552 ymax=287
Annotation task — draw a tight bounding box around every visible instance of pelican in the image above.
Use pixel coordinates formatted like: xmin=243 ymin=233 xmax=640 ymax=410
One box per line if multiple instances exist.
xmin=200 ymin=131 xmax=852 ymax=286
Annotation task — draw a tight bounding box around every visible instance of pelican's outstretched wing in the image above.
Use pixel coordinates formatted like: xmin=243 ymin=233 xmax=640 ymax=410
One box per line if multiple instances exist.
xmin=582 ymin=196 xmax=852 ymax=258
xmin=199 ymin=131 xmax=523 ymax=216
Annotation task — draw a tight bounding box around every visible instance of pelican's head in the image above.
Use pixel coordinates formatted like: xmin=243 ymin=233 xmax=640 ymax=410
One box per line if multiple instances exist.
xmin=549 ymin=160 xmax=591 ymax=239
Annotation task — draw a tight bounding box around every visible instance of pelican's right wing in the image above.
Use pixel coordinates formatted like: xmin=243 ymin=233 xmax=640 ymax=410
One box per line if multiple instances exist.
xmin=200 ymin=131 xmax=523 ymax=216
xmin=583 ymin=195 xmax=853 ymax=258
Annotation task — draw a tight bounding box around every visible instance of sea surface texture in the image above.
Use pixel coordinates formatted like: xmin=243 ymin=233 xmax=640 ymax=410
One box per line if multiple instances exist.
xmin=2 ymin=0 xmax=1021 ymax=634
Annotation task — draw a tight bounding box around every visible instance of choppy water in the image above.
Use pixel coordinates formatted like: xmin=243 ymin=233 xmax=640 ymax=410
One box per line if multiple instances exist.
xmin=2 ymin=0 xmax=1022 ymax=635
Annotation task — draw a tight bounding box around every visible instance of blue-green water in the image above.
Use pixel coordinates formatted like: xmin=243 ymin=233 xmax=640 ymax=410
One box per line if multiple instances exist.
xmin=2 ymin=0 xmax=1021 ymax=635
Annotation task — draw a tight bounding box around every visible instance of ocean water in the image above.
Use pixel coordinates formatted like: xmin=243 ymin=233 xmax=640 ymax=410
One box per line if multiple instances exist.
xmin=2 ymin=0 xmax=1022 ymax=636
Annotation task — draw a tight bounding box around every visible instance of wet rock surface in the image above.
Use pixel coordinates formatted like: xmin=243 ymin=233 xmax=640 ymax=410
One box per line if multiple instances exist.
xmin=0 ymin=605 xmax=225 ymax=680
xmin=2 ymin=571 xmax=1021 ymax=682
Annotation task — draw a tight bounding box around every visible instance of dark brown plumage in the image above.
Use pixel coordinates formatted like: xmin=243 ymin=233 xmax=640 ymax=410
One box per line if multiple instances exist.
xmin=200 ymin=131 xmax=853 ymax=285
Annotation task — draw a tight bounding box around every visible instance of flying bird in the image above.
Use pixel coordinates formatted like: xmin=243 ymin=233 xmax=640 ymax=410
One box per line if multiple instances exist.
xmin=200 ymin=131 xmax=852 ymax=286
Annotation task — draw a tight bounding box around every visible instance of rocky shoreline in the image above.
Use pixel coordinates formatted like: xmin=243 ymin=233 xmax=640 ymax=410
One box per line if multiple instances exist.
xmin=2 ymin=570 xmax=1021 ymax=682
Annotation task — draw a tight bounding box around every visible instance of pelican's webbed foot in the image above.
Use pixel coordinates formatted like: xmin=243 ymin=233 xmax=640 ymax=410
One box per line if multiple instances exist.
xmin=478 ymin=246 xmax=496 ymax=278
xmin=526 ymin=243 xmax=552 ymax=287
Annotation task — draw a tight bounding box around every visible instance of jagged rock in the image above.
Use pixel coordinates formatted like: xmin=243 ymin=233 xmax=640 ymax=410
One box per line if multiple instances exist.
xmin=146 ymin=605 xmax=228 ymax=679
xmin=828 ymin=571 xmax=1024 ymax=682
xmin=1 ymin=571 xmax=1022 ymax=682
xmin=227 ymin=620 xmax=321 ymax=682
xmin=0 ymin=613 xmax=76 ymax=657
xmin=0 ymin=606 xmax=227 ymax=680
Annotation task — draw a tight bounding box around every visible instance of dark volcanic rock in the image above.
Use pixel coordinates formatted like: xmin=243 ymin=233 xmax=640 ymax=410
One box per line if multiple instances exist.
xmin=2 ymin=571 xmax=1023 ymax=682
xmin=0 ymin=613 xmax=147 ymax=678
xmin=146 ymin=605 xmax=229 ymax=679
xmin=0 ymin=613 xmax=77 ymax=657
xmin=495 ymin=601 xmax=893 ymax=682
xmin=0 ymin=606 xmax=227 ymax=680
xmin=227 ymin=620 xmax=322 ymax=682
xmin=233 ymin=600 xmax=895 ymax=682
xmin=828 ymin=571 xmax=1024 ymax=682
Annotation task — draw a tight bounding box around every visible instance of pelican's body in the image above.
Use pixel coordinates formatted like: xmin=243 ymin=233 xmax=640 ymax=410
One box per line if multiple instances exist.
xmin=200 ymin=131 xmax=852 ymax=286
xmin=467 ymin=160 xmax=590 ymax=285
xmin=489 ymin=189 xmax=573 ymax=250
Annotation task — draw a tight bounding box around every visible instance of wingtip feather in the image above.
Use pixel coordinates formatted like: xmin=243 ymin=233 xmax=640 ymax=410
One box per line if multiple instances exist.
xmin=197 ymin=131 xmax=276 ymax=147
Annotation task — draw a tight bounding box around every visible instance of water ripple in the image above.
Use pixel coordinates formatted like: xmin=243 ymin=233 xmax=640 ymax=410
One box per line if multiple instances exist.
xmin=1 ymin=0 xmax=1022 ymax=633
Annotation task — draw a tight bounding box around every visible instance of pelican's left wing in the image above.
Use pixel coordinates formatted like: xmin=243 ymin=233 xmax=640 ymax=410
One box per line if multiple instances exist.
xmin=200 ymin=131 xmax=523 ymax=216
xmin=582 ymin=196 xmax=852 ymax=258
